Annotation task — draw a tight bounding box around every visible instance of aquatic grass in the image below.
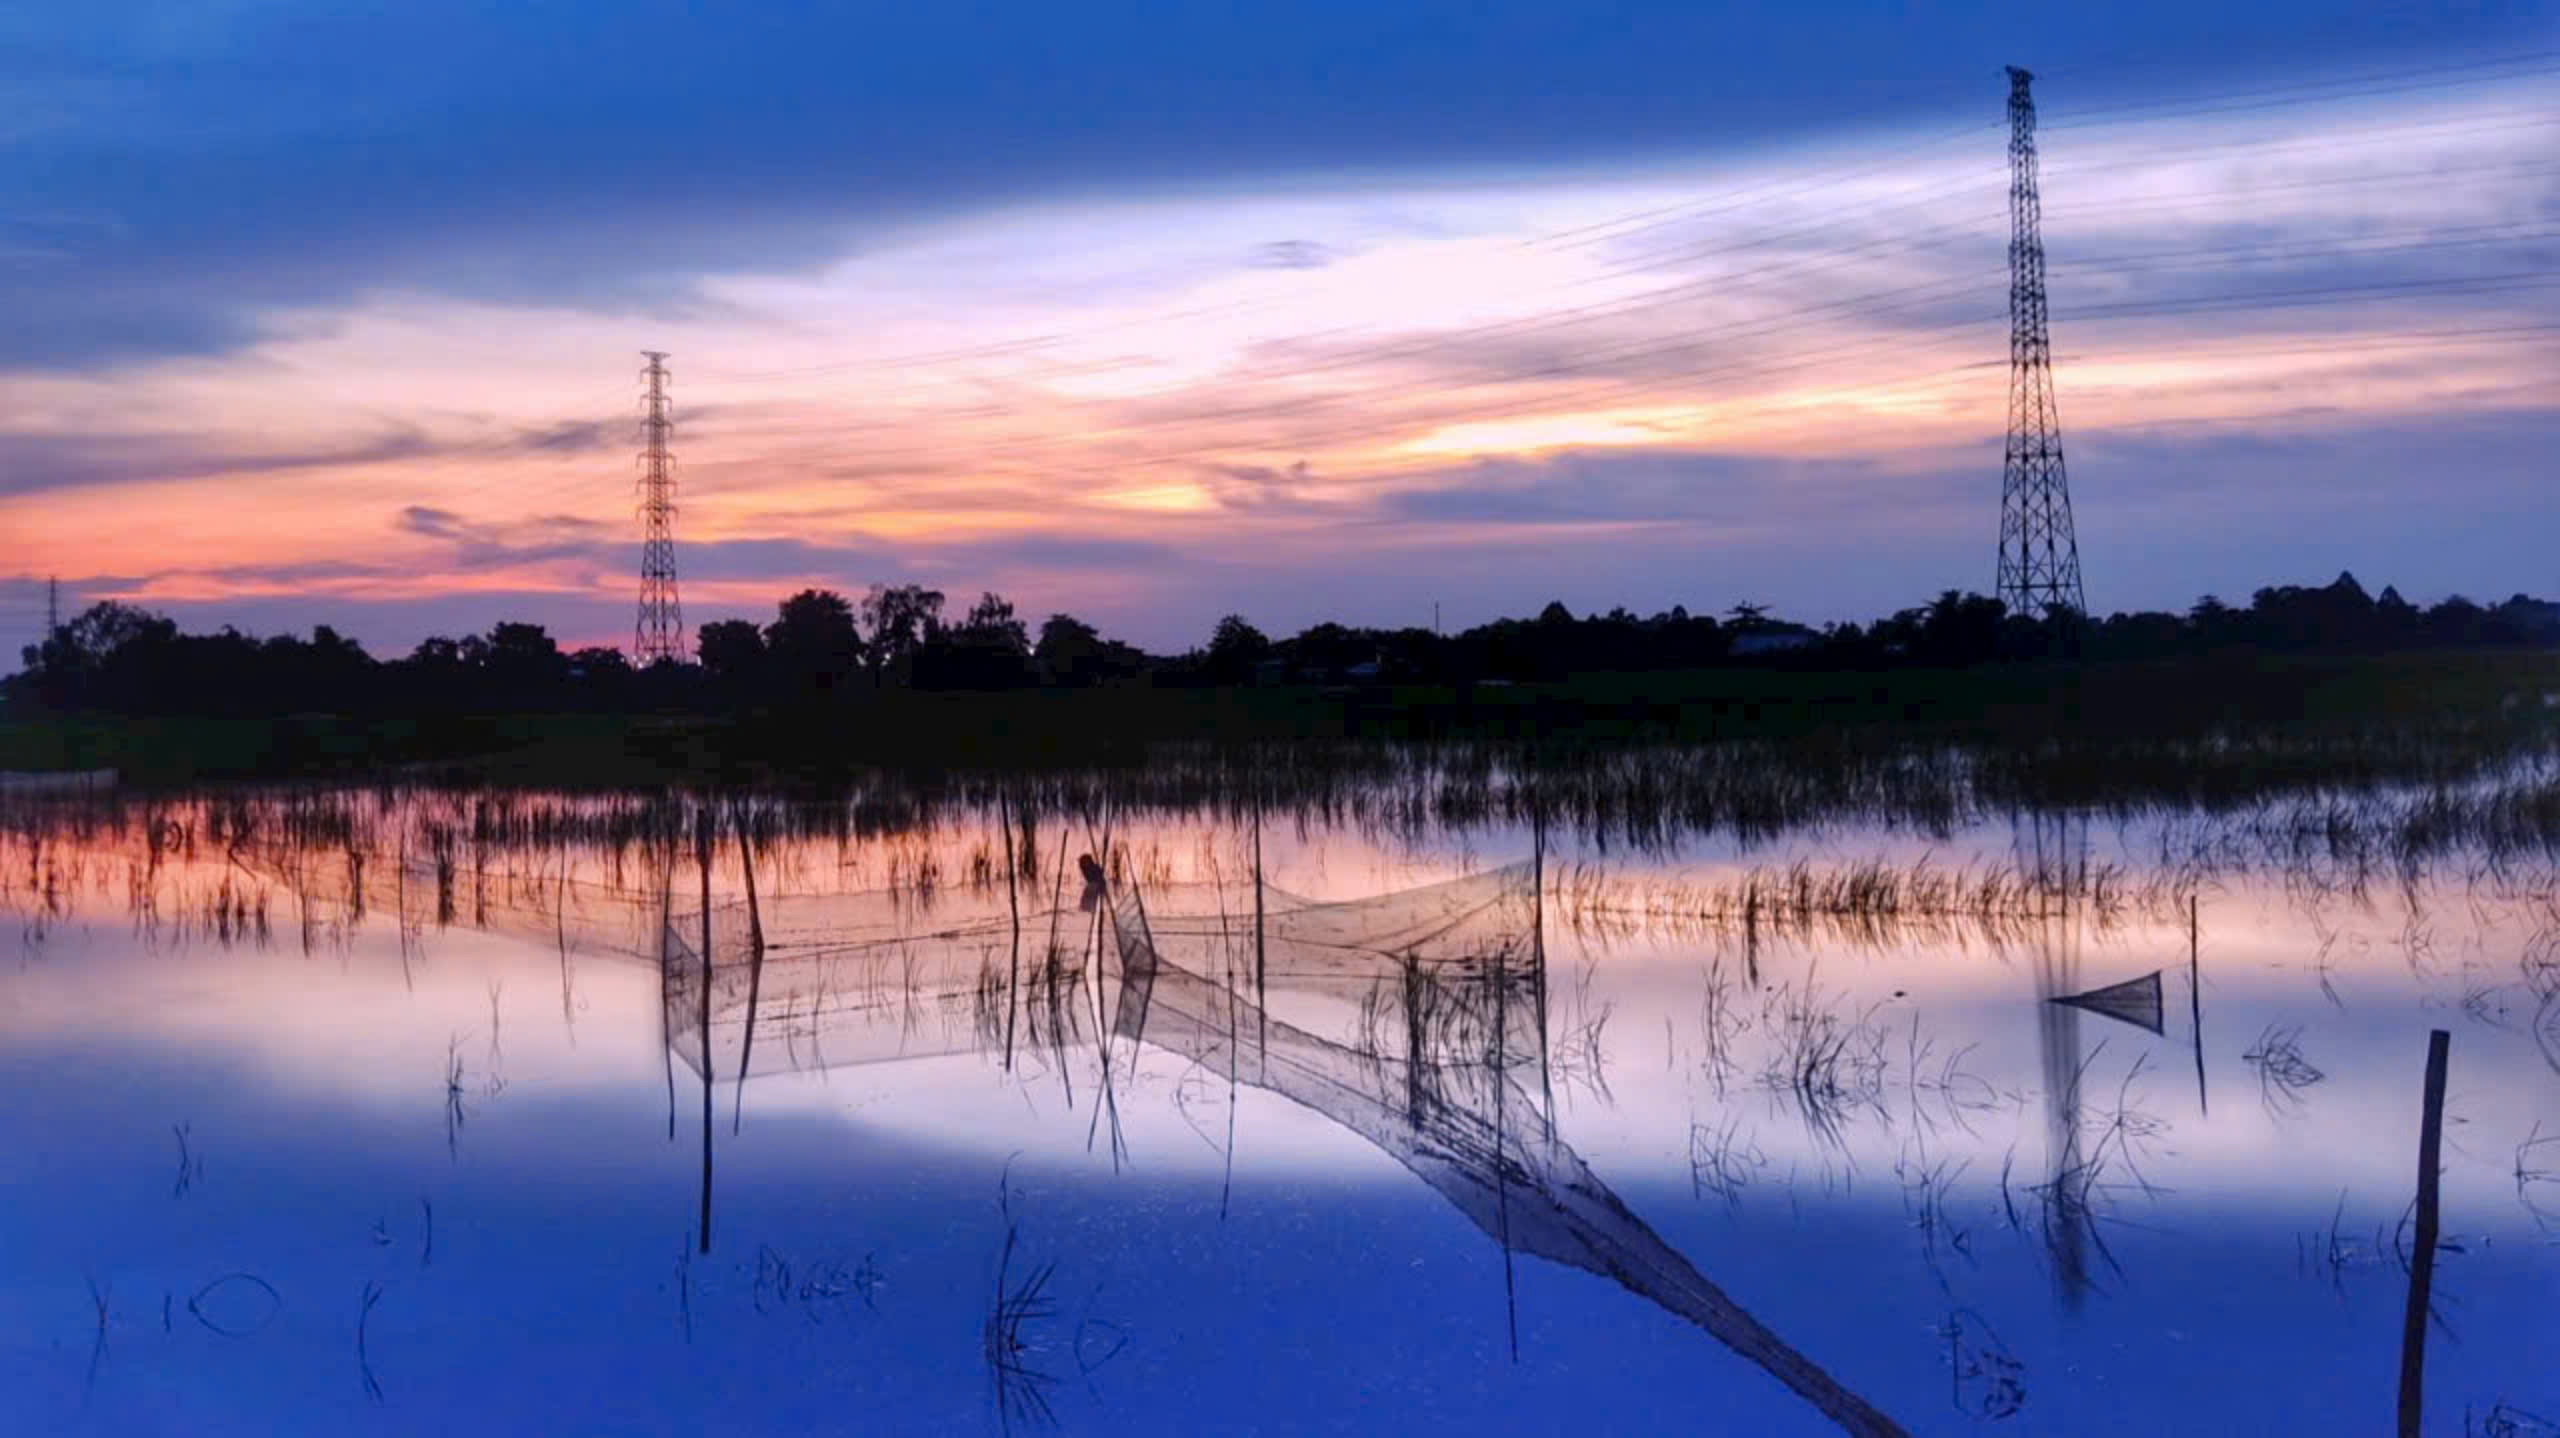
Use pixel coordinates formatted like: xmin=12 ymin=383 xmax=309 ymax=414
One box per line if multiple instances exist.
xmin=2297 ymin=1192 xmax=2369 ymax=1294
xmin=674 ymin=1230 xmax=695 ymax=1345
xmin=1756 ymin=975 xmax=1890 ymax=1150
xmin=984 ymin=1165 xmax=1061 ymax=1435
xmin=752 ymin=1243 xmax=879 ymax=1323
xmin=1893 ymin=1137 xmax=1977 ymax=1274
xmin=2242 ymin=1024 xmax=2328 ymax=1114
xmin=355 ymin=1280 xmax=385 ymax=1402
xmin=1548 ymin=958 xmax=1615 ymax=1106
xmin=169 ymin=1120 xmax=202 ymax=1198
xmin=1686 ymin=1114 xmax=1767 ymax=1209
xmin=2471 ymin=1400 xmax=2560 ymax=1436
xmin=443 ymin=1034 xmax=469 ymax=1159
xmin=1554 ymin=854 xmax=2182 ymax=952
xmin=2031 ymin=1048 xmax=2172 ymax=1293
xmin=1691 ymin=955 xmax=1749 ymax=1100
xmin=1902 ymin=1020 xmax=2006 ymax=1137
xmin=81 ymin=1274 xmax=109 ymax=1399
xmin=1938 ymin=1307 xmax=2025 ymax=1421
xmin=186 ymin=1274 xmax=280 ymax=1338
xmin=8 ymin=725 xmax=2558 ymax=886
xmin=2514 ymin=1122 xmax=2560 ymax=1233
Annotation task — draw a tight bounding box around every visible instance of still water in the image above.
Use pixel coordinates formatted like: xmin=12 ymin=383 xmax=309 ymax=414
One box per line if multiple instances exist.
xmin=3 ymin=785 xmax=2554 ymax=1435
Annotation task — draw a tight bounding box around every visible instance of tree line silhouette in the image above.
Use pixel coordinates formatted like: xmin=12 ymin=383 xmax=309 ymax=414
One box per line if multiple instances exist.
xmin=6 ymin=572 xmax=2554 ymax=720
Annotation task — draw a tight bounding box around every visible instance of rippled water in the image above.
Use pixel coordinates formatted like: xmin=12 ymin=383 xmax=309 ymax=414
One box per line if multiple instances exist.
xmin=3 ymin=785 xmax=2555 ymax=1435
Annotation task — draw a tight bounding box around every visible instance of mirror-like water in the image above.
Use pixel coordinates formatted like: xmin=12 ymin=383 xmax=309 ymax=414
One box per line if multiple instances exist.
xmin=4 ymin=783 xmax=2555 ymax=1435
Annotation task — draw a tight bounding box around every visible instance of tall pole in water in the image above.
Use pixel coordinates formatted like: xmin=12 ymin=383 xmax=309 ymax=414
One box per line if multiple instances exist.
xmin=695 ymin=803 xmax=714 ymax=1254
xmin=1996 ymin=67 xmax=2086 ymax=625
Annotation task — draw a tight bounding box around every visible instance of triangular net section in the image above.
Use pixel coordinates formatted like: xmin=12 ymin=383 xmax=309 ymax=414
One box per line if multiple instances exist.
xmin=1096 ymin=863 xmax=1904 ymax=1437
xmin=2048 ymin=970 xmax=2166 ymax=1035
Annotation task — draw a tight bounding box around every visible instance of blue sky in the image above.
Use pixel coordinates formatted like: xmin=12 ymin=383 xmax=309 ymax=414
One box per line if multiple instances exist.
xmin=1 ymin=0 xmax=2553 ymax=655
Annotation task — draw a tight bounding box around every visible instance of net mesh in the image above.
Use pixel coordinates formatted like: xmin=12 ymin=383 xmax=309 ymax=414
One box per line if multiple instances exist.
xmin=232 ymin=834 xmax=1894 ymax=1431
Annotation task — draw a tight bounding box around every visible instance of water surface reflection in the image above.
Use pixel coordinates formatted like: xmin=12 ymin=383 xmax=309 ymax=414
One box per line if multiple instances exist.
xmin=4 ymin=786 xmax=2555 ymax=1434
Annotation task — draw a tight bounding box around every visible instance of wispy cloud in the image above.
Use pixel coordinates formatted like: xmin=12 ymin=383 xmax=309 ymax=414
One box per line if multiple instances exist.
xmin=1 ymin=52 xmax=2552 ymax=655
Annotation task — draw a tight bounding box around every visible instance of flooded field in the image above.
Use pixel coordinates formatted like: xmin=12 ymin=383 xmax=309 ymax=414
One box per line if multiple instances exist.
xmin=4 ymin=762 xmax=2557 ymax=1435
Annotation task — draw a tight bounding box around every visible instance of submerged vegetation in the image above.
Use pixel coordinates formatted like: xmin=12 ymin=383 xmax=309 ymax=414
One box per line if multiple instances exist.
xmin=3 ymin=729 xmax=2556 ymax=897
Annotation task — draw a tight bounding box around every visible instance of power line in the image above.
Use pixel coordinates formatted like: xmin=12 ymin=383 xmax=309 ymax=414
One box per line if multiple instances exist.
xmin=2045 ymin=52 xmax=2560 ymax=128
xmin=677 ymin=53 xmax=2553 ymax=393
xmin=696 ymin=177 xmax=2555 ymax=464
xmin=701 ymin=236 xmax=2556 ymax=472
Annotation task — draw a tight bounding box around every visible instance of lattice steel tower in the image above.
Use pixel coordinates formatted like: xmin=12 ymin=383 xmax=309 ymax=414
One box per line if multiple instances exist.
xmin=1996 ymin=66 xmax=2085 ymax=620
xmin=633 ymin=351 xmax=684 ymax=665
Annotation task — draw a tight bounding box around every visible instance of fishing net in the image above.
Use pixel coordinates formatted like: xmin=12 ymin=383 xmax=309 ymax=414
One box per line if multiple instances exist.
xmin=226 ymin=831 xmax=1895 ymax=1432
xmin=238 ymin=839 xmax=668 ymax=962
xmin=2049 ymin=970 xmax=2166 ymax=1035
xmin=657 ymin=862 xmax=1544 ymax=1085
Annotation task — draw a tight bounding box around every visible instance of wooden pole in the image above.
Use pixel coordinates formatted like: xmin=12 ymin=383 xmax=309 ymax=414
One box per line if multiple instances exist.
xmin=1492 ymin=885 xmax=1520 ymax=1364
xmin=1001 ymin=789 xmax=1021 ymax=1073
xmin=2188 ymin=894 xmax=2206 ymax=1117
xmin=659 ymin=837 xmax=676 ymax=1141
xmin=1252 ymin=791 xmax=1268 ymax=1067
xmin=2396 ymin=1028 xmax=2450 ymax=1438
xmin=555 ymin=852 xmax=575 ymax=1045
xmin=730 ymin=800 xmax=766 ymax=1135
xmin=696 ymin=805 xmax=715 ymax=1255
xmin=1532 ymin=805 xmax=1554 ymax=1139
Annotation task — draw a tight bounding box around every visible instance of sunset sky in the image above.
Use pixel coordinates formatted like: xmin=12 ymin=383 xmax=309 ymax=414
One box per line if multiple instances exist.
xmin=1 ymin=2 xmax=2553 ymax=660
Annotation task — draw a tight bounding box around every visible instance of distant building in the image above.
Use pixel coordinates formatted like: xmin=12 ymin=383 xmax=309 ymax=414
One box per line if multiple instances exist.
xmin=1729 ymin=625 xmax=1817 ymax=657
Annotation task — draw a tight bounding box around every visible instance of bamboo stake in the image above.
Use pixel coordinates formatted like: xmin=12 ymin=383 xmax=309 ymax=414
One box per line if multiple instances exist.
xmin=2396 ymin=1028 xmax=2451 ymax=1437
xmin=2188 ymin=893 xmax=2206 ymax=1117
xmin=1001 ymin=789 xmax=1021 ymax=1073
xmin=696 ymin=805 xmax=714 ymax=1255
xmin=730 ymin=800 xmax=766 ymax=1135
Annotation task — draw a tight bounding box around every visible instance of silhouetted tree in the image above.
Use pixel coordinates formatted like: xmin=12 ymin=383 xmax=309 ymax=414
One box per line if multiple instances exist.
xmin=861 ymin=583 xmax=944 ymax=685
xmin=483 ymin=622 xmax=566 ymax=705
xmin=696 ymin=619 xmax=767 ymax=699
xmin=960 ymin=592 xmax=1029 ymax=653
xmin=765 ymin=590 xmax=865 ymax=701
xmin=567 ymin=646 xmax=633 ymax=710
xmin=922 ymin=591 xmax=1032 ymax=689
xmin=1206 ymin=614 xmax=1271 ymax=682
xmin=10 ymin=565 xmax=2556 ymax=724
xmin=2187 ymin=595 xmax=2241 ymax=649
xmin=1030 ymin=612 xmax=1146 ymax=687
xmin=1032 ymin=614 xmax=1098 ymax=686
xmin=1289 ymin=622 xmax=1373 ymax=681
xmin=1915 ymin=590 xmax=2007 ymax=665
xmin=2424 ymin=594 xmax=2493 ymax=647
